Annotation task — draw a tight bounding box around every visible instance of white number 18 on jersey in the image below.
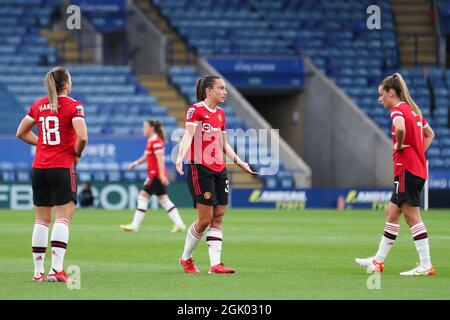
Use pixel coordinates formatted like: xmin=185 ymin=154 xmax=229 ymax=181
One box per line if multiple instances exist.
xmin=39 ymin=116 xmax=61 ymax=145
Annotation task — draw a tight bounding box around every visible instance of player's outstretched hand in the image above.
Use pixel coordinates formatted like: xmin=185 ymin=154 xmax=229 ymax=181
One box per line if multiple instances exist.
xmin=239 ymin=162 xmax=259 ymax=176
xmin=176 ymin=161 xmax=184 ymax=175
xmin=128 ymin=161 xmax=137 ymax=170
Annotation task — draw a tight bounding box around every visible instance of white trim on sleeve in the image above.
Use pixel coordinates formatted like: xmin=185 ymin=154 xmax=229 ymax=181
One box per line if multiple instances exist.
xmin=392 ymin=116 xmax=404 ymax=125
xmin=391 ymin=110 xmax=404 ymax=117
xmin=25 ymin=115 xmax=35 ymax=122
xmin=423 ymin=123 xmax=429 ymax=128
xmin=154 ymin=150 xmax=164 ymax=154
xmin=72 ymin=117 xmax=85 ymax=122
xmin=186 ymin=122 xmax=198 ymax=127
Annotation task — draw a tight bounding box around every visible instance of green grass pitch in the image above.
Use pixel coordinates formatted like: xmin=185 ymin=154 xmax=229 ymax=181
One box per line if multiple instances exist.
xmin=0 ymin=208 xmax=449 ymax=300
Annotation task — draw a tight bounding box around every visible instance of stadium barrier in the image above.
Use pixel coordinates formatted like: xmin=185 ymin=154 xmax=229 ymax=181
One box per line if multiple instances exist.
xmin=230 ymin=188 xmax=393 ymax=210
xmin=2 ymin=183 xmax=449 ymax=209
xmin=230 ymin=188 xmax=450 ymax=209
xmin=0 ymin=181 xmax=192 ymax=210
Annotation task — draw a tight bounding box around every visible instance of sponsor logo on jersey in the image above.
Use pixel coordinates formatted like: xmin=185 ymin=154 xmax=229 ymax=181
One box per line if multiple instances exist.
xmin=202 ymin=123 xmax=211 ymax=132
xmin=201 ymin=123 xmax=221 ymax=132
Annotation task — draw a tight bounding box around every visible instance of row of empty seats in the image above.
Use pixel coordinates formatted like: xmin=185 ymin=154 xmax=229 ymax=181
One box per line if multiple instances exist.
xmin=155 ymin=0 xmax=450 ymax=171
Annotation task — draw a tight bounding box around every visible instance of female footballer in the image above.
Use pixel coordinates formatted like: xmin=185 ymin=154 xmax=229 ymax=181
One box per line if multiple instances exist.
xmin=121 ymin=120 xmax=185 ymax=232
xmin=355 ymin=73 xmax=436 ymax=276
xmin=16 ymin=66 xmax=88 ymax=282
xmin=175 ymin=75 xmax=258 ymax=274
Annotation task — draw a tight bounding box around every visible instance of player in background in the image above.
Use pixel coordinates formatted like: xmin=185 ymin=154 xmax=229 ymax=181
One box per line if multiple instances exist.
xmin=16 ymin=66 xmax=88 ymax=282
xmin=121 ymin=120 xmax=185 ymax=232
xmin=356 ymin=73 xmax=436 ymax=276
xmin=176 ymin=75 xmax=258 ymax=274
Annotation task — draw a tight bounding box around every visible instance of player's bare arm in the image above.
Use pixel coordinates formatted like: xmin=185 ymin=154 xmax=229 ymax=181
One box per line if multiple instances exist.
xmin=156 ymin=152 xmax=169 ymax=186
xmin=73 ymin=118 xmax=88 ymax=165
xmin=393 ymin=117 xmax=409 ymax=151
xmin=222 ymin=132 xmax=258 ymax=175
xmin=176 ymin=124 xmax=196 ymax=175
xmin=16 ymin=116 xmax=38 ymax=146
xmin=129 ymin=152 xmax=147 ymax=169
xmin=423 ymin=124 xmax=435 ymax=152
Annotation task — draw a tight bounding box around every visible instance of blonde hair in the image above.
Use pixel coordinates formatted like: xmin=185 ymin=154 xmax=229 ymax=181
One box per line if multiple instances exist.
xmin=380 ymin=73 xmax=422 ymax=118
xmin=44 ymin=67 xmax=70 ymax=113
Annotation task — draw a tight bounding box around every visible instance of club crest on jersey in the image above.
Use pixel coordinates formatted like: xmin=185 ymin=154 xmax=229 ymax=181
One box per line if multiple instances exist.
xmin=76 ymin=105 xmax=84 ymax=116
xmin=186 ymin=107 xmax=195 ymax=120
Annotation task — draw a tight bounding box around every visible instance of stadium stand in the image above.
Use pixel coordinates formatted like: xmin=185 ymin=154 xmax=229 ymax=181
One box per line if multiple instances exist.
xmin=0 ymin=64 xmax=179 ymax=184
xmin=1 ymin=0 xmax=449 ymax=186
xmin=151 ymin=0 xmax=450 ymax=171
xmin=0 ymin=0 xmax=294 ymax=188
xmin=0 ymin=0 xmax=176 ymax=184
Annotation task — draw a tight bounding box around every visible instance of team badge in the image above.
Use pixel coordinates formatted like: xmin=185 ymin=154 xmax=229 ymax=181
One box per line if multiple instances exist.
xmin=186 ymin=107 xmax=195 ymax=120
xmin=76 ymin=105 xmax=84 ymax=116
xmin=204 ymin=192 xmax=212 ymax=200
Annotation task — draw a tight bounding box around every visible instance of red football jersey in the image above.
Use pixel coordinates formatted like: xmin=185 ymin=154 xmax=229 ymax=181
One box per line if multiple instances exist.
xmin=184 ymin=101 xmax=226 ymax=172
xmin=390 ymin=102 xmax=428 ymax=180
xmin=145 ymin=134 xmax=166 ymax=178
xmin=26 ymin=95 xmax=85 ymax=169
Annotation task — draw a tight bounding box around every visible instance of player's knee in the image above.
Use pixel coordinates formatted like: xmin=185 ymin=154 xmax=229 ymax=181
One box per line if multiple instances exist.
xmin=140 ymin=190 xmax=150 ymax=198
xmin=405 ymin=215 xmax=421 ymax=228
xmin=386 ymin=212 xmax=400 ymax=224
xmin=137 ymin=195 xmax=149 ymax=211
xmin=210 ymin=220 xmax=222 ymax=230
xmin=212 ymin=211 xmax=225 ymax=223
xmin=157 ymin=194 xmax=168 ymax=202
xmin=197 ymin=218 xmax=211 ymax=231
xmin=36 ymin=219 xmax=51 ymax=226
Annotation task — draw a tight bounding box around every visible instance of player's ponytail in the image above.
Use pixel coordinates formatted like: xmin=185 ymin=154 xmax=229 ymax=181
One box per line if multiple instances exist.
xmin=44 ymin=71 xmax=59 ymax=113
xmin=44 ymin=66 xmax=70 ymax=113
xmin=381 ymin=73 xmax=423 ymax=118
xmin=148 ymin=119 xmax=166 ymax=142
xmin=395 ymin=73 xmax=422 ymax=118
xmin=195 ymin=75 xmax=221 ymax=102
